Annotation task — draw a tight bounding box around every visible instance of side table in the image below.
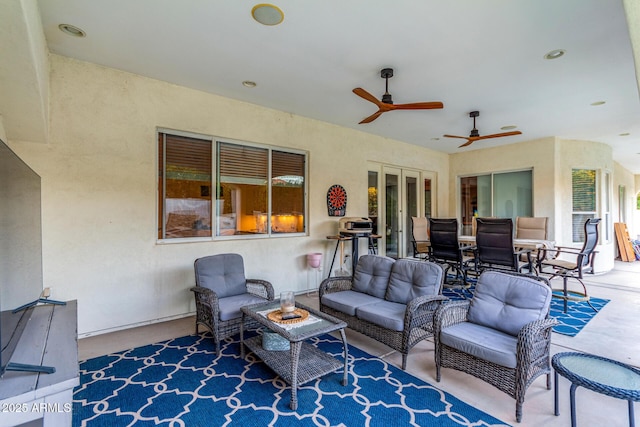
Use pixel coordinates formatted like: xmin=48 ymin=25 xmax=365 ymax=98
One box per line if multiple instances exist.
xmin=552 ymin=352 xmax=640 ymax=427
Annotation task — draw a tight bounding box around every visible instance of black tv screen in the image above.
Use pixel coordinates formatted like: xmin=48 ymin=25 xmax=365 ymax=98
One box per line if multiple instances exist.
xmin=0 ymin=138 xmax=44 ymax=377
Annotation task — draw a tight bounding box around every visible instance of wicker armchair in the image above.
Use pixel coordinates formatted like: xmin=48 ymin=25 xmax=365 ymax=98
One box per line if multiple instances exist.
xmin=434 ymin=271 xmax=557 ymax=423
xmin=190 ymin=253 xmax=274 ymax=354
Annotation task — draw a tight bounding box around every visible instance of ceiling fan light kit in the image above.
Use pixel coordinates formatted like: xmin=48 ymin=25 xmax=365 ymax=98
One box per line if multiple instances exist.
xmin=352 ymin=68 xmax=443 ymax=124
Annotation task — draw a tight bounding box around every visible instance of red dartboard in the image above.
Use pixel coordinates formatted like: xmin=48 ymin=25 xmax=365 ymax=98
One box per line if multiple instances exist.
xmin=327 ymin=184 xmax=347 ymax=217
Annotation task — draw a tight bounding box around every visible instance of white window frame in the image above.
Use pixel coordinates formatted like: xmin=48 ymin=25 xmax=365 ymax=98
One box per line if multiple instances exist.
xmin=157 ymin=129 xmax=308 ymax=242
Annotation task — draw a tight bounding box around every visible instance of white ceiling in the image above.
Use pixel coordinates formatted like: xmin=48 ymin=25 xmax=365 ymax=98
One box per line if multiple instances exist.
xmin=35 ymin=0 xmax=640 ymax=172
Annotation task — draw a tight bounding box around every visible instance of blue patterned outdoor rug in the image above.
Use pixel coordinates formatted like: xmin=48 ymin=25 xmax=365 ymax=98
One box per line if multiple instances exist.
xmin=73 ymin=332 xmax=509 ymax=427
xmin=442 ymin=277 xmax=609 ymax=337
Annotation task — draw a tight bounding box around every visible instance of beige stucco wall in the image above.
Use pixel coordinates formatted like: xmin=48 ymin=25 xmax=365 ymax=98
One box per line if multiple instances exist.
xmin=450 ymin=138 xmax=617 ymax=272
xmin=449 ymin=137 xmax=557 ymax=232
xmin=7 ymin=54 xmax=449 ymax=336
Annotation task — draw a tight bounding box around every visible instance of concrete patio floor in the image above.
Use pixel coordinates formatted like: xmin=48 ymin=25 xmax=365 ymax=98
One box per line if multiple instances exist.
xmin=79 ymin=260 xmax=640 ymax=426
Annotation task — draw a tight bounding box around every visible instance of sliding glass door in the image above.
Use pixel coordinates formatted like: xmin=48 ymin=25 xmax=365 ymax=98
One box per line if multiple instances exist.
xmin=460 ymin=169 xmax=532 ymax=235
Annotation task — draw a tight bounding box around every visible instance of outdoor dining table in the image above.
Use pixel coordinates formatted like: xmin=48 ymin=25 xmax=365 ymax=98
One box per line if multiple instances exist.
xmin=458 ymin=236 xmax=555 ymax=251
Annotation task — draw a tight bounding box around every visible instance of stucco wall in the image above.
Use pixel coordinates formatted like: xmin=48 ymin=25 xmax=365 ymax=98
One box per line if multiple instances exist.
xmin=450 ymin=137 xmax=617 ymax=272
xmin=449 ymin=137 xmax=557 ymax=233
xmin=8 ymin=55 xmax=449 ymax=336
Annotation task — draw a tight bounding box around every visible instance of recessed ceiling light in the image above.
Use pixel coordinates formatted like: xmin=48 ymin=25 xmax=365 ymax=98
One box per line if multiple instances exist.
xmin=544 ymin=49 xmax=565 ymax=60
xmin=619 ymin=133 xmax=630 ymax=136
xmin=590 ymin=101 xmax=606 ymax=106
xmin=430 ymin=137 xmax=440 ymax=141
xmin=58 ymin=23 xmax=86 ymax=37
xmin=500 ymin=125 xmax=518 ymax=131
xmin=251 ymin=4 xmax=284 ymax=26
xmin=242 ymin=81 xmax=257 ymax=88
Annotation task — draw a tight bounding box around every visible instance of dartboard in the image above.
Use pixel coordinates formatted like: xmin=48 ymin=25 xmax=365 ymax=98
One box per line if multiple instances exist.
xmin=327 ymin=184 xmax=347 ymax=217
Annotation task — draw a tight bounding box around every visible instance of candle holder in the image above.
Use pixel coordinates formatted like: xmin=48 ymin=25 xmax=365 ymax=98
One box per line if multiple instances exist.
xmin=280 ymin=291 xmax=295 ymax=313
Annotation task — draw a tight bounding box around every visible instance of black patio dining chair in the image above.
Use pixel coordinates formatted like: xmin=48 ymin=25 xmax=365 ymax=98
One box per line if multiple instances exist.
xmin=539 ymin=217 xmax=600 ymax=313
xmin=428 ymin=218 xmax=472 ymax=290
xmin=474 ymin=217 xmax=532 ymax=274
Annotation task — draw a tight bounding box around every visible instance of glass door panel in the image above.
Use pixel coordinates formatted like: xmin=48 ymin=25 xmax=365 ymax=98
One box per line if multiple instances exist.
xmin=424 ymin=177 xmax=433 ymax=219
xmin=384 ymin=169 xmax=400 ymax=259
xmin=404 ymin=171 xmax=420 ymax=257
xmin=493 ymin=170 xmax=532 ymax=223
xmin=368 ymin=171 xmax=379 ymax=253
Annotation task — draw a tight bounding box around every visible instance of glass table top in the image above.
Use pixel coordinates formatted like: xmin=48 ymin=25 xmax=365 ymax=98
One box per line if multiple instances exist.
xmin=557 ymin=353 xmax=640 ymax=391
xmin=243 ymin=300 xmax=345 ymax=340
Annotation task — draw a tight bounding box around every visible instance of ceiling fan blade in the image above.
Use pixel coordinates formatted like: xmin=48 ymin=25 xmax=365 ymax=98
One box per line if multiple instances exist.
xmin=359 ymin=110 xmax=384 ymax=124
xmin=443 ymin=134 xmax=469 ymax=139
xmin=477 ymin=131 xmax=522 ymax=140
xmin=394 ymin=101 xmax=444 ymax=110
xmin=353 ymin=88 xmax=383 ymax=106
xmin=458 ymin=139 xmax=476 ymax=148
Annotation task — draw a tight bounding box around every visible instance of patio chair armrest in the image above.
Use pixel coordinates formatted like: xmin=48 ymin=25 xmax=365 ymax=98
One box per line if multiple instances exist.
xmin=404 ymin=295 xmax=447 ymax=333
xmin=517 ymin=318 xmax=558 ymax=359
xmin=190 ymin=285 xmax=218 ymax=301
xmin=514 ymin=248 xmax=532 ymax=255
xmin=190 ymin=286 xmax=220 ymax=315
xmin=434 ymin=300 xmax=470 ymax=332
xmin=406 ymin=294 xmax=448 ymax=315
xmin=246 ymin=279 xmax=275 ymax=300
xmin=519 ymin=318 xmax=558 ymax=338
xmin=540 ymin=246 xmax=578 ymax=259
xmin=319 ymin=276 xmax=354 ymax=298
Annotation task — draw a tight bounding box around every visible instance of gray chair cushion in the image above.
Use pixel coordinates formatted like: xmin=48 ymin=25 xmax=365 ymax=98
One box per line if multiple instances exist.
xmin=321 ymin=290 xmax=381 ymax=316
xmin=351 ymin=255 xmax=395 ymax=298
xmin=218 ymin=293 xmax=269 ymax=321
xmin=440 ymin=322 xmax=518 ymax=368
xmin=467 ymin=271 xmax=552 ymax=337
xmin=356 ymin=300 xmax=406 ymax=332
xmin=385 ymin=259 xmax=443 ymax=304
xmin=194 ymin=253 xmax=247 ymax=298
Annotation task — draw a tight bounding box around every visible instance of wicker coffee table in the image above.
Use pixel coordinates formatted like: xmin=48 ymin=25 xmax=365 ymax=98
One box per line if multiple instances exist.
xmin=553 ymin=352 xmax=640 ymax=427
xmin=240 ymin=300 xmax=349 ymax=410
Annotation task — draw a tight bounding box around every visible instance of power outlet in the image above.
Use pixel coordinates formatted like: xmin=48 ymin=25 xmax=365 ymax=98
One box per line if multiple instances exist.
xmin=42 ymin=287 xmax=51 ymax=298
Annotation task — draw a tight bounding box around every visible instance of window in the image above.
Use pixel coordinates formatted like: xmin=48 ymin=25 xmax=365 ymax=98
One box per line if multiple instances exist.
xmin=571 ymin=169 xmax=596 ymax=242
xmin=158 ymin=132 xmax=213 ymax=239
xmin=158 ymin=130 xmax=307 ymax=240
xmin=460 ymin=170 xmax=532 ymax=235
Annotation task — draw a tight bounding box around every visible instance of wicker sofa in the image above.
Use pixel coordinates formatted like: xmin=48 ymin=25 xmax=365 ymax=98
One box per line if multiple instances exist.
xmin=319 ymin=255 xmax=445 ymax=370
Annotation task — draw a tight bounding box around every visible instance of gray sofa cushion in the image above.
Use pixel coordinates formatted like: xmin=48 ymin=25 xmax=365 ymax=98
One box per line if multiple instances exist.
xmin=356 ymin=300 xmax=406 ymax=332
xmin=351 ymin=255 xmax=395 ymax=298
xmin=218 ymin=293 xmax=270 ymax=321
xmin=321 ymin=290 xmax=382 ymax=316
xmin=194 ymin=253 xmax=247 ymax=298
xmin=467 ymin=271 xmax=552 ymax=337
xmin=385 ymin=259 xmax=443 ymax=304
xmin=440 ymin=322 xmax=518 ymax=368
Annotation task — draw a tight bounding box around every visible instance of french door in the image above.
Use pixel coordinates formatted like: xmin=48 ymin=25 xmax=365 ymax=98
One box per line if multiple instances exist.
xmin=382 ymin=167 xmax=421 ymax=259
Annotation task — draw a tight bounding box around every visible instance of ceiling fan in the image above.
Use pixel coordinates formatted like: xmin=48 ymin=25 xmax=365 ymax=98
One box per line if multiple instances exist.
xmin=444 ymin=111 xmax=522 ymax=147
xmin=353 ymin=68 xmax=443 ymax=124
